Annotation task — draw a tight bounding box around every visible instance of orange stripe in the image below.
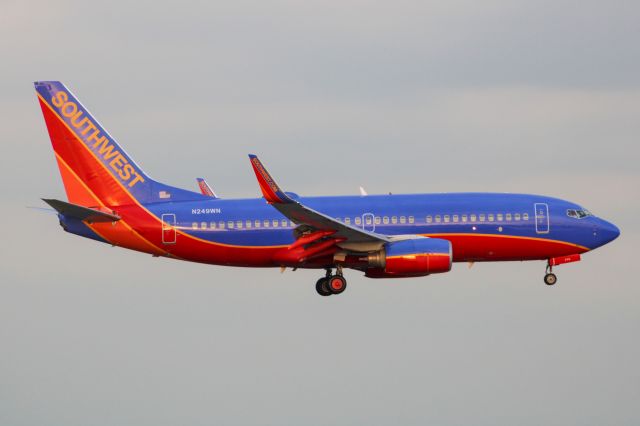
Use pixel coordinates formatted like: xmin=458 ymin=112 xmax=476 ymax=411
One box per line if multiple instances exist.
xmin=54 ymin=152 xmax=169 ymax=256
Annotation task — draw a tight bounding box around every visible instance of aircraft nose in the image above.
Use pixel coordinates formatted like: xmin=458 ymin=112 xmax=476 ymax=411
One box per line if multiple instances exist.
xmin=596 ymin=219 xmax=620 ymax=246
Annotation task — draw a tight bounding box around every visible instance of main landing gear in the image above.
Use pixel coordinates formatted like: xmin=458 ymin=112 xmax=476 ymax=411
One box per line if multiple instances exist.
xmin=315 ymin=267 xmax=347 ymax=296
xmin=544 ymin=262 xmax=557 ymax=286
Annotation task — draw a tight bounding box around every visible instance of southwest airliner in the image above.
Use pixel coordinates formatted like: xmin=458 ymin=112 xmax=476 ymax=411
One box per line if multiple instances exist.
xmin=35 ymin=81 xmax=620 ymax=296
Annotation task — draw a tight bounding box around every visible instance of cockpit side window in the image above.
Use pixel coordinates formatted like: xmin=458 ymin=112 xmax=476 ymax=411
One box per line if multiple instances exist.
xmin=567 ymin=209 xmax=592 ymax=219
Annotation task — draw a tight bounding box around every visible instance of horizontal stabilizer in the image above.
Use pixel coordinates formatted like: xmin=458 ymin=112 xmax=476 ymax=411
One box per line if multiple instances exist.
xmin=42 ymin=198 xmax=121 ymax=223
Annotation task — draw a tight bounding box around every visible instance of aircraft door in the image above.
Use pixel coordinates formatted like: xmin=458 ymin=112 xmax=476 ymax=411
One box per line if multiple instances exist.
xmin=534 ymin=203 xmax=549 ymax=234
xmin=161 ymin=213 xmax=177 ymax=244
xmin=362 ymin=213 xmax=375 ymax=232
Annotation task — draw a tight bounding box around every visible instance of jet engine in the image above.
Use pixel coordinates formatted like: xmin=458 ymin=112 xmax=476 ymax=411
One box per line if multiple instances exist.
xmin=360 ymin=238 xmax=452 ymax=278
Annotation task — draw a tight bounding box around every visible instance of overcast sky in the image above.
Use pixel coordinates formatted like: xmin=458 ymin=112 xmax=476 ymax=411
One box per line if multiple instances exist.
xmin=1 ymin=1 xmax=640 ymax=425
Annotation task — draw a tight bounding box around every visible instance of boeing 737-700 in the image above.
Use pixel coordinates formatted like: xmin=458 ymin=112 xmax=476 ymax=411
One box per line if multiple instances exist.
xmin=35 ymin=81 xmax=620 ymax=296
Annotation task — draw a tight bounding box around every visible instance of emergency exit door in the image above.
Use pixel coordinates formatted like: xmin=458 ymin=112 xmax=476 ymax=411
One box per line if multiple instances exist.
xmin=534 ymin=203 xmax=549 ymax=234
xmin=161 ymin=213 xmax=176 ymax=244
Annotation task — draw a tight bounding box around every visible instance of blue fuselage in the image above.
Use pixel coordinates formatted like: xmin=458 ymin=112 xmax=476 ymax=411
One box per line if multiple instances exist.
xmin=133 ymin=192 xmax=619 ymax=263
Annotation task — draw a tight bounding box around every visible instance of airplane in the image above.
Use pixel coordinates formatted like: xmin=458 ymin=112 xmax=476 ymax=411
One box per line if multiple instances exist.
xmin=34 ymin=81 xmax=620 ymax=296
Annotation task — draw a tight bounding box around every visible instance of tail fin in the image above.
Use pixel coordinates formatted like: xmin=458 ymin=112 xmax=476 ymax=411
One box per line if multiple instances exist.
xmin=34 ymin=81 xmax=207 ymax=207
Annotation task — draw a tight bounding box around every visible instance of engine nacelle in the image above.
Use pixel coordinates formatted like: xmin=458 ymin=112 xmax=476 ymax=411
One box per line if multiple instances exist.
xmin=365 ymin=238 xmax=452 ymax=278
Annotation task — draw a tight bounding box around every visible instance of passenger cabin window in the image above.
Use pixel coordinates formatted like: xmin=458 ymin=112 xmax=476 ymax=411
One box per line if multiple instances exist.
xmin=461 ymin=215 xmax=468 ymax=223
xmin=201 ymin=222 xmax=207 ymax=229
xmin=479 ymin=214 xmax=486 ymax=222
xmin=391 ymin=216 xmax=398 ymax=224
xmin=435 ymin=215 xmax=441 ymax=223
xmin=383 ymin=216 xmax=389 ymax=224
xmin=246 ymin=220 xmax=252 ymax=229
xmin=488 ymin=214 xmax=494 ymax=222
xmin=263 ymin=220 xmax=270 ymax=228
xmin=426 ymin=215 xmax=432 ymax=224
xmin=218 ymin=221 xmax=225 ymax=229
xmin=365 ymin=216 xmax=373 ymax=225
xmin=254 ymin=220 xmax=261 ymax=228
xmin=355 ymin=217 xmax=362 ymax=225
xmin=523 ymin=213 xmax=529 ymax=221
xmin=345 ymin=217 xmax=351 ymax=225
xmin=408 ymin=216 xmax=415 ymax=224
xmin=505 ymin=213 xmax=512 ymax=221
xmin=444 ymin=215 xmax=450 ymax=223
xmin=514 ymin=213 xmax=521 ymax=221
xmin=497 ymin=214 xmax=503 ymax=222
xmin=210 ymin=222 xmax=217 ymax=229
xmin=452 ymin=215 xmax=459 ymax=223
xmin=375 ymin=216 xmax=381 ymax=225
xmin=399 ymin=216 xmax=406 ymax=224
xmin=192 ymin=222 xmax=198 ymax=230
xmin=227 ymin=221 xmax=234 ymax=229
xmin=281 ymin=219 xmax=288 ymax=227
xmin=272 ymin=220 xmax=279 ymax=228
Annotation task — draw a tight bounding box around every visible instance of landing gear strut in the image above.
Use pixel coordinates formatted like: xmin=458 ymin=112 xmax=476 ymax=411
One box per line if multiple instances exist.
xmin=544 ymin=262 xmax=557 ymax=286
xmin=315 ymin=267 xmax=347 ymax=296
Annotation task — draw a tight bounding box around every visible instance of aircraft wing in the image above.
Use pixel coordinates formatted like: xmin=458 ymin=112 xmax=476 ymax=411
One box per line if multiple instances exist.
xmin=248 ymin=155 xmax=390 ymax=250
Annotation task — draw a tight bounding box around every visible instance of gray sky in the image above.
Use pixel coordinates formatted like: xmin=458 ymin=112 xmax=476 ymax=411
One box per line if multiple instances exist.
xmin=1 ymin=1 xmax=639 ymax=425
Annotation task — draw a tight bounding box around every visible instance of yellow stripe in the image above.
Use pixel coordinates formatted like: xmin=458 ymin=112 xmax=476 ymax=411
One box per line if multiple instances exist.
xmin=421 ymin=233 xmax=589 ymax=251
xmin=39 ymin=93 xmax=287 ymax=250
xmin=387 ymin=253 xmax=449 ymax=260
xmin=43 ymin=93 xmax=587 ymax=254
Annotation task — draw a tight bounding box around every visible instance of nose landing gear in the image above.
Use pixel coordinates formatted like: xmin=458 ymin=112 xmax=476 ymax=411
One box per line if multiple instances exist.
xmin=315 ymin=267 xmax=347 ymax=296
xmin=543 ymin=254 xmax=581 ymax=285
xmin=544 ymin=262 xmax=557 ymax=286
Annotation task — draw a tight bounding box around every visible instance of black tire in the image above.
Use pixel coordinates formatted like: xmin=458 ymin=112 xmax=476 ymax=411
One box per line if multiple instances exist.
xmin=327 ymin=275 xmax=347 ymax=295
xmin=316 ymin=278 xmax=332 ymax=296
xmin=544 ymin=273 xmax=557 ymax=286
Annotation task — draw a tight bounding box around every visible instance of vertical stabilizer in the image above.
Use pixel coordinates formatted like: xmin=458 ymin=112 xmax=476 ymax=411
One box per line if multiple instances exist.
xmin=35 ymin=81 xmax=207 ymax=206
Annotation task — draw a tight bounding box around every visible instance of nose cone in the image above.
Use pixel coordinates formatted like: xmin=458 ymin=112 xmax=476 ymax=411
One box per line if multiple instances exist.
xmin=596 ymin=219 xmax=620 ymax=247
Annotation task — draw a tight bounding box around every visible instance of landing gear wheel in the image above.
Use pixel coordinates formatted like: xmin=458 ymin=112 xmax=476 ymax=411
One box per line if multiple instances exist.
xmin=327 ymin=275 xmax=347 ymax=295
xmin=544 ymin=273 xmax=557 ymax=286
xmin=315 ymin=278 xmax=331 ymax=296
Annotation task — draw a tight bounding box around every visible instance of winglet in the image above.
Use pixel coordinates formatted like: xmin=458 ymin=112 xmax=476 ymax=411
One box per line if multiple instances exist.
xmin=196 ymin=178 xmax=218 ymax=198
xmin=248 ymin=155 xmax=293 ymax=204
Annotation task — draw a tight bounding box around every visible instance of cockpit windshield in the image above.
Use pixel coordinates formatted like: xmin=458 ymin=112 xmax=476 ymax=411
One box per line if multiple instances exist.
xmin=567 ymin=209 xmax=592 ymax=219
